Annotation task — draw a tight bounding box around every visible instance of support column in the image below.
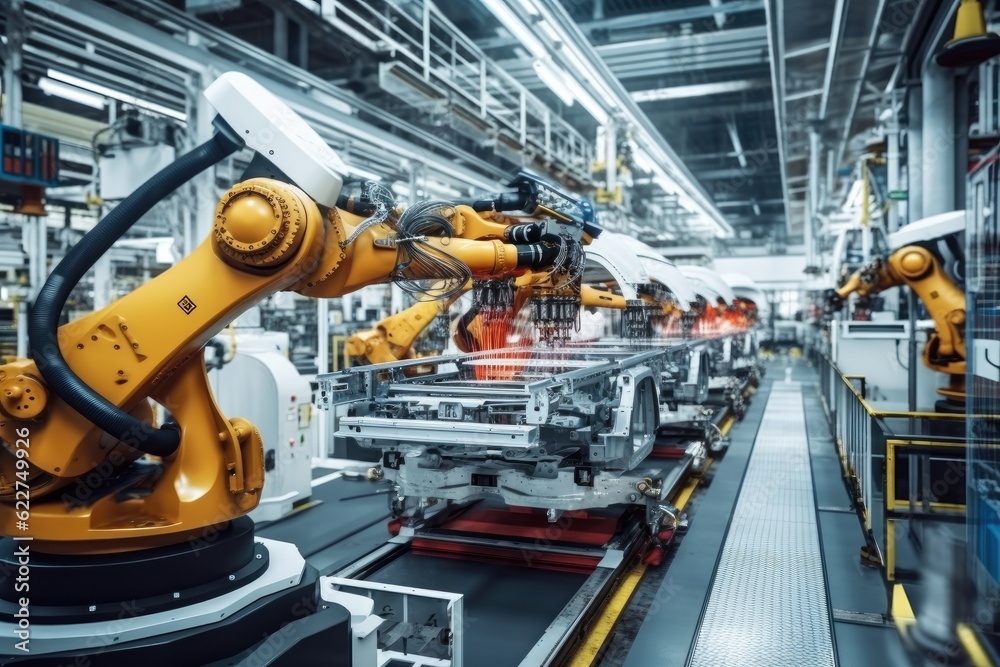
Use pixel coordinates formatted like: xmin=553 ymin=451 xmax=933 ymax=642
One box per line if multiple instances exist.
xmin=954 ymin=73 xmax=969 ymax=210
xmin=5 ymin=0 xmax=30 ymax=358
xmin=2 ymin=0 xmax=24 ymax=128
xmin=297 ymin=21 xmax=309 ymax=69
xmin=315 ymin=297 xmax=329 ymax=457
xmin=273 ymin=9 xmax=289 ymax=61
xmin=885 ymin=96 xmax=901 ymax=232
xmin=93 ymin=254 xmax=112 ymax=311
xmin=604 ymin=123 xmax=617 ymax=196
xmin=807 ymin=129 xmax=821 ymax=267
xmin=184 ymin=52 xmax=216 ymax=243
xmin=922 ymin=64 xmax=956 ymax=218
xmin=825 ymin=151 xmax=836 ymax=212
xmin=907 ymin=85 xmax=923 ymax=224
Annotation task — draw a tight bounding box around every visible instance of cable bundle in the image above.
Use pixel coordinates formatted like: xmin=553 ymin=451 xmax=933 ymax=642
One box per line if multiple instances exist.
xmin=391 ymin=200 xmax=472 ymax=300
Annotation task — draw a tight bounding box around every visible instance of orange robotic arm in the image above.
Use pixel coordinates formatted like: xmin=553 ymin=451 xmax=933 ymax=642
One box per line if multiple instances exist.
xmin=833 ymin=245 xmax=966 ymax=379
xmin=0 ymin=176 xmax=576 ymax=552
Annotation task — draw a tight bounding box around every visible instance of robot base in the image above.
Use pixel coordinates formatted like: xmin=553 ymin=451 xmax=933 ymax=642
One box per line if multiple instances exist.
xmin=0 ymin=519 xmax=351 ymax=666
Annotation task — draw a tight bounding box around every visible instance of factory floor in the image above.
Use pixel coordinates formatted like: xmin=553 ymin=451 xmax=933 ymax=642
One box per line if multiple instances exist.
xmin=606 ymin=356 xmax=910 ymax=667
xmin=257 ymin=356 xmax=913 ymax=666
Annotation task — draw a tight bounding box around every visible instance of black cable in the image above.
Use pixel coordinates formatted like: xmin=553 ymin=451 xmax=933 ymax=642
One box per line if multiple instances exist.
xmin=392 ymin=201 xmax=471 ymax=300
xmin=30 ymin=127 xmax=242 ymax=457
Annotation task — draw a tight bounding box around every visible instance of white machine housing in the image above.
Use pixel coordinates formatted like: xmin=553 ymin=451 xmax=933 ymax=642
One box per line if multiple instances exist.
xmin=887 ymin=210 xmax=965 ymax=251
xmin=205 ymin=71 xmax=347 ymax=207
xmin=209 ymin=331 xmax=316 ymax=522
xmin=830 ymin=319 xmax=945 ymax=410
xmin=614 ymin=234 xmax=697 ymax=310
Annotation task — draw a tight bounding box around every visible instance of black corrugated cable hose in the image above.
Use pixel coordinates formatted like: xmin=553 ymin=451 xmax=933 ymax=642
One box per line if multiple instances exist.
xmin=29 ymin=129 xmax=243 ymax=457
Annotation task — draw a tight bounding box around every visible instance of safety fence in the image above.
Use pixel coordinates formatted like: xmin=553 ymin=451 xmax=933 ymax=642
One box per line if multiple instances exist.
xmin=816 ymin=351 xmax=968 ymax=615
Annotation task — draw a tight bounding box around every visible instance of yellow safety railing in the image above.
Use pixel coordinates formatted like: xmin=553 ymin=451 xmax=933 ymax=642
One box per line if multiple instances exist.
xmin=816 ymin=352 xmax=981 ymax=617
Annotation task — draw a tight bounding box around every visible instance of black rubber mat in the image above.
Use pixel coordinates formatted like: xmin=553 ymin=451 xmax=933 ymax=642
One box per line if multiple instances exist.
xmin=834 ymin=621 xmax=907 ymax=667
xmin=256 ymin=478 xmax=392 ymax=559
xmin=365 ymin=552 xmax=589 ymax=667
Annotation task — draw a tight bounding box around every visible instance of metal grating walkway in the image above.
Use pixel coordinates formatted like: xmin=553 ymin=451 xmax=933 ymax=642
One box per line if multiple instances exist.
xmin=689 ymin=382 xmax=836 ymax=667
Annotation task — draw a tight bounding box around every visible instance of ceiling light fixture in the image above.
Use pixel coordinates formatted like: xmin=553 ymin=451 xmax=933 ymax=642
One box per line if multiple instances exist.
xmin=38 ymin=77 xmax=106 ymax=110
xmin=632 ymin=80 xmax=764 ymax=103
xmin=480 ymin=0 xmax=547 ymax=59
xmin=345 ymin=165 xmax=384 ymax=182
xmin=532 ymin=58 xmax=575 ymax=106
xmin=46 ymin=69 xmax=187 ymax=121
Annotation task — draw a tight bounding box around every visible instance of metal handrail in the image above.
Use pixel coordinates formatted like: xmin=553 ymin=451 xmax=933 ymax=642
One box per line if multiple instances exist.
xmin=817 ymin=351 xmax=975 ymax=616
xmin=326 ymin=0 xmax=593 ymax=180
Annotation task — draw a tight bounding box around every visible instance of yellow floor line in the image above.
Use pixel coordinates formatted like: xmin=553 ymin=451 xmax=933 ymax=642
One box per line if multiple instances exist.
xmin=957 ymin=623 xmax=995 ymax=667
xmin=567 ymin=563 xmax=648 ymax=667
xmin=567 ymin=417 xmax=734 ymax=666
xmin=290 ymin=499 xmax=324 ymax=515
xmin=720 ymin=416 xmax=735 ymax=437
xmin=892 ymin=582 xmax=916 ymax=636
xmin=672 ymin=459 xmax=712 ymax=511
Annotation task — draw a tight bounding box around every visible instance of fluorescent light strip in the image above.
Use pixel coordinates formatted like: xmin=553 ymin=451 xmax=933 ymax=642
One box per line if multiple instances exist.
xmin=632 ymin=80 xmax=762 ymax=103
xmin=537 ymin=20 xmax=561 ymax=43
xmin=481 ymin=0 xmax=547 ymax=59
xmin=345 ymin=165 xmax=383 ymax=181
xmin=510 ymin=0 xmax=733 ymax=239
xmin=47 ymin=69 xmax=187 ymax=122
xmin=532 ymin=58 xmax=575 ymax=106
xmin=560 ymin=76 xmax=608 ymax=124
xmin=38 ymin=77 xmax=106 ymax=110
xmin=479 ymin=0 xmax=612 ymax=125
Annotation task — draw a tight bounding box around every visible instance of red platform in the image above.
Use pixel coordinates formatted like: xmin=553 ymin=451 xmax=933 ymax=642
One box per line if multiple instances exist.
xmin=439 ymin=507 xmax=619 ymax=547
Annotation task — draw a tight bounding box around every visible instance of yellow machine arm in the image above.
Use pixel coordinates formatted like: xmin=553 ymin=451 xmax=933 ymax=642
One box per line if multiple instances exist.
xmin=347 ymin=271 xmax=628 ymax=364
xmin=346 ymin=295 xmax=455 ymax=365
xmin=0 ymin=179 xmax=577 ymax=553
xmin=834 ymin=245 xmax=966 ymax=381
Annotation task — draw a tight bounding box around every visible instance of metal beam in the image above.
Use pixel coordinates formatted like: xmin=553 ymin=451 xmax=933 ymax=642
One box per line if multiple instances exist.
xmin=785 ymin=88 xmax=823 ymax=102
xmin=764 ymin=0 xmax=791 ymax=234
xmin=644 ymin=99 xmax=776 ymax=119
xmin=785 ymin=41 xmax=830 ymax=59
xmin=577 ymin=0 xmax=765 ymax=34
xmin=500 ymin=37 xmax=769 ymax=81
xmin=698 ymin=167 xmax=756 ymax=179
xmin=834 ymin=0 xmax=890 ymax=181
xmin=820 ymin=0 xmax=848 ymax=120
xmin=685 ymin=146 xmax=780 ymax=161
xmin=726 ymin=120 xmax=749 ymax=168
xmin=596 ymin=26 xmax=767 ymax=60
xmin=716 ymin=198 xmax=785 ymax=207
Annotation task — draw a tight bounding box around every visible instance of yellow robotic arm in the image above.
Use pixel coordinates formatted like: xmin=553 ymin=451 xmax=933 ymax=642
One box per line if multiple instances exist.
xmin=0 ymin=182 xmax=576 ymax=552
xmin=834 ymin=244 xmax=966 ymax=385
xmin=349 ymin=272 xmax=627 ymax=364
xmin=346 ymin=292 xmax=457 ymax=365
